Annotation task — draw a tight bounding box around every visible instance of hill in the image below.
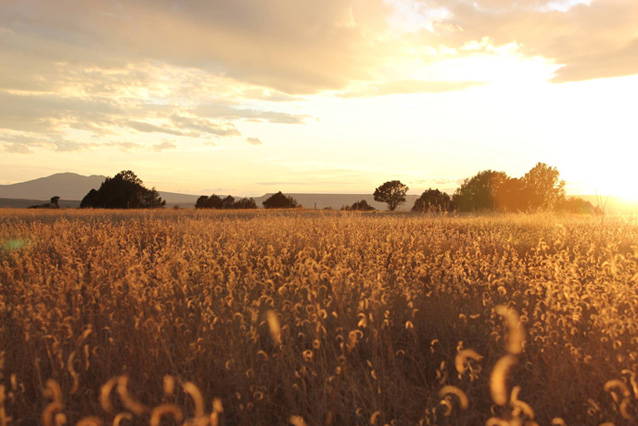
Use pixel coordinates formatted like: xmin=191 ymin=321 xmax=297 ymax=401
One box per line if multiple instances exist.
xmin=254 ymin=193 xmax=420 ymax=211
xmin=0 ymin=173 xmax=106 ymax=200
xmin=0 ymin=173 xmax=202 ymax=207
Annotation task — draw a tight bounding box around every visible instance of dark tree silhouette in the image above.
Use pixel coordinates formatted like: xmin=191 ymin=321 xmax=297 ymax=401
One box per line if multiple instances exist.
xmin=28 ymin=195 xmax=61 ymax=209
xmin=342 ymin=199 xmax=376 ymax=211
xmin=373 ymin=180 xmax=408 ymax=211
xmin=412 ymin=189 xmax=452 ymax=212
xmin=494 ymin=177 xmax=528 ymax=212
xmin=453 ymin=163 xmax=566 ymax=212
xmin=196 ymin=194 xmax=256 ymax=209
xmin=262 ymin=192 xmax=299 ymax=209
xmin=222 ymin=195 xmax=236 ymax=209
xmin=81 ymin=189 xmax=100 ymax=209
xmin=195 ymin=194 xmax=223 ymax=209
xmin=80 ymin=170 xmax=165 ymax=209
xmin=453 ymin=170 xmax=509 ymax=212
xmin=233 ymin=198 xmax=258 ymax=209
xmin=195 ymin=196 xmax=210 ymax=209
xmin=523 ymin=162 xmax=565 ymax=210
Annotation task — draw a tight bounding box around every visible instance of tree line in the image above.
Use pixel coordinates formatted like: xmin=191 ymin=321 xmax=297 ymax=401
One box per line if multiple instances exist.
xmin=366 ymin=162 xmax=598 ymax=214
xmin=79 ymin=164 xmax=598 ymax=214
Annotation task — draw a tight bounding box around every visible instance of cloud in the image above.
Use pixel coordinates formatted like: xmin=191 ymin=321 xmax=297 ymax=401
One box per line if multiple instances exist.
xmin=341 ymin=79 xmax=486 ymax=97
xmin=246 ymin=137 xmax=263 ymax=146
xmin=126 ymin=120 xmax=186 ymax=136
xmin=1 ymin=0 xmax=635 ymax=157
xmin=418 ymin=0 xmax=638 ymax=82
xmin=169 ymin=114 xmax=241 ymax=137
xmin=193 ymin=104 xmax=310 ymax=124
xmin=152 ymin=140 xmax=177 ymax=152
xmin=0 ymin=0 xmax=392 ymax=94
xmin=0 ymin=132 xmax=90 ymax=153
xmin=106 ymin=141 xmax=144 ymax=153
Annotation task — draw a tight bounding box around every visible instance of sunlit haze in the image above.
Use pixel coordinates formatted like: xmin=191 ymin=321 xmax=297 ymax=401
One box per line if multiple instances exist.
xmin=1 ymin=0 xmax=637 ymax=198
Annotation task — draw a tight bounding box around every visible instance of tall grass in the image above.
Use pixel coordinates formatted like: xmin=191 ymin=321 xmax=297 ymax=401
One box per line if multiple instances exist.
xmin=1 ymin=209 xmax=638 ymax=425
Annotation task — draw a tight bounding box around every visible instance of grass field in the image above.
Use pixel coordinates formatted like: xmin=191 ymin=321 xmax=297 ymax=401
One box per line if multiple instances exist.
xmin=1 ymin=209 xmax=638 ymax=425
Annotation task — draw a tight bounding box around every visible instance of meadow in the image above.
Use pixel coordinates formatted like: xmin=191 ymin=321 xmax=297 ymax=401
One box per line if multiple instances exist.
xmin=1 ymin=209 xmax=638 ymax=425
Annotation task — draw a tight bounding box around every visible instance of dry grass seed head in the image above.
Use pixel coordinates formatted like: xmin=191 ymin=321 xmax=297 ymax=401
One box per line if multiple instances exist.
xmin=75 ymin=417 xmax=102 ymax=426
xmin=150 ymin=404 xmax=183 ymax=426
xmin=455 ymin=349 xmax=483 ymax=375
xmin=490 ymin=355 xmax=518 ymax=406
xmin=112 ymin=413 xmax=133 ymax=426
xmin=116 ymin=376 xmax=147 ymax=415
xmin=289 ymin=415 xmax=308 ymax=426
xmin=183 ymin=382 xmax=205 ymax=419
xmin=495 ymin=305 xmax=524 ymax=355
xmin=163 ymin=376 xmax=175 ymax=396
xmin=266 ymin=310 xmax=282 ymax=344
xmin=99 ymin=378 xmax=117 ymax=413
xmin=604 ymin=379 xmax=631 ymax=403
xmin=438 ymin=385 xmax=469 ymax=414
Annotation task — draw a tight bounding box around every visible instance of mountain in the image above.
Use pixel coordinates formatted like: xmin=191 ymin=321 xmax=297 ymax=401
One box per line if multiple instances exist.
xmin=0 ymin=172 xmax=202 ymax=206
xmin=0 ymin=173 xmax=106 ymax=201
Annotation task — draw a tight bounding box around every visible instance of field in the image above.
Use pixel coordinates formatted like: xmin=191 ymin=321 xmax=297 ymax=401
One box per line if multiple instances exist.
xmin=1 ymin=209 xmax=638 ymax=425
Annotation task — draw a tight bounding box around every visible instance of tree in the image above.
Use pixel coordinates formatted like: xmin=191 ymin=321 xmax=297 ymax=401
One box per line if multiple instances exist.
xmin=556 ymin=197 xmax=600 ymax=214
xmin=262 ymin=192 xmax=299 ymax=209
xmin=195 ymin=194 xmax=223 ymax=209
xmin=342 ymin=199 xmax=376 ymax=211
xmin=453 ymin=170 xmax=510 ymax=212
xmin=80 ymin=170 xmax=165 ymax=209
xmin=494 ymin=177 xmax=528 ymax=212
xmin=523 ymin=162 xmax=565 ymax=210
xmin=195 ymin=196 xmax=211 ymax=209
xmin=412 ymin=189 xmax=452 ymax=212
xmin=373 ymin=180 xmax=408 ymax=211
xmin=222 ymin=195 xmax=235 ymax=209
xmin=28 ymin=195 xmax=61 ymax=209
xmin=233 ymin=198 xmax=258 ymax=209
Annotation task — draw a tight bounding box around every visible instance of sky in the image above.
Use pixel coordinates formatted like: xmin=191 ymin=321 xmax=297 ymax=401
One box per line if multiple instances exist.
xmin=0 ymin=0 xmax=637 ymax=198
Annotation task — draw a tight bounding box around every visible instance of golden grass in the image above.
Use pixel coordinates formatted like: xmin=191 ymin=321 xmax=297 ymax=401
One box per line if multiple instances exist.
xmin=1 ymin=209 xmax=638 ymax=425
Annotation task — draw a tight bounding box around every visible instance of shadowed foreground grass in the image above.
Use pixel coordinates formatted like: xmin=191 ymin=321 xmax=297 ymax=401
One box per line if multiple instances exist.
xmin=1 ymin=209 xmax=638 ymax=425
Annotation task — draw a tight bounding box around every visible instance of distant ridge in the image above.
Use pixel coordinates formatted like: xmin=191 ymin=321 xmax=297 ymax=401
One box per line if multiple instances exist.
xmin=253 ymin=193 xmax=420 ymax=211
xmin=0 ymin=173 xmax=106 ymax=201
xmin=0 ymin=173 xmax=202 ymax=207
xmin=3 ymin=173 xmax=633 ymax=212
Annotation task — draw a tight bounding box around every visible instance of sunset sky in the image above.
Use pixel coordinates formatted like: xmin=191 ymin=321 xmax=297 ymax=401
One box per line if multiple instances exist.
xmin=1 ymin=0 xmax=637 ymax=198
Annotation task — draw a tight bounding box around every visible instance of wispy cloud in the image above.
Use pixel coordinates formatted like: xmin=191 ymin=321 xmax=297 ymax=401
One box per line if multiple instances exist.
xmin=414 ymin=0 xmax=638 ymax=83
xmin=341 ymin=80 xmax=486 ymax=97
xmin=152 ymin=140 xmax=177 ymax=152
xmin=246 ymin=137 xmax=263 ymax=146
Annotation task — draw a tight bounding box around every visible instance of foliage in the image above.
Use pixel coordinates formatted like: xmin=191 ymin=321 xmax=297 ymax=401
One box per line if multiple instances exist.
xmin=195 ymin=194 xmax=257 ymax=209
xmin=196 ymin=194 xmax=223 ymax=209
xmin=233 ymin=197 xmax=258 ymax=209
xmin=80 ymin=170 xmax=165 ymax=209
xmin=373 ymin=180 xmax=409 ymax=211
xmin=412 ymin=188 xmax=452 ymax=212
xmin=453 ymin=163 xmax=566 ymax=212
xmin=556 ymin=196 xmax=600 ymax=214
xmin=453 ymin=170 xmax=509 ymax=211
xmin=341 ymin=199 xmax=376 ymax=211
xmin=2 ymin=210 xmax=638 ymax=425
xmin=262 ymin=191 xmax=299 ymax=209
xmin=523 ymin=162 xmax=566 ymax=210
xmin=28 ymin=196 xmax=61 ymax=209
